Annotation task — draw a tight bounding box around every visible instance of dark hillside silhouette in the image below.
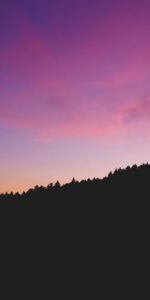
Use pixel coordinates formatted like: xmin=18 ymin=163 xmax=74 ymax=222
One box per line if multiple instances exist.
xmin=0 ymin=163 xmax=150 ymax=202
xmin=0 ymin=163 xmax=149 ymax=236
xmin=0 ymin=164 xmax=149 ymax=296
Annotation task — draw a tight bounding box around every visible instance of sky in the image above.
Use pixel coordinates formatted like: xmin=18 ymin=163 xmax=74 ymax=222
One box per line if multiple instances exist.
xmin=1 ymin=0 xmax=150 ymax=193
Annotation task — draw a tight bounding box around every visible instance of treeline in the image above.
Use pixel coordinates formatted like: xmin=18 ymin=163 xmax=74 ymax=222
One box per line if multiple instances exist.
xmin=0 ymin=163 xmax=149 ymax=281
xmin=0 ymin=163 xmax=150 ymax=202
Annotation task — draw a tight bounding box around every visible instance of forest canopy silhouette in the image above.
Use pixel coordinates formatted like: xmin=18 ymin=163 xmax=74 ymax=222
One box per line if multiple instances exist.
xmin=1 ymin=163 xmax=149 ymax=292
xmin=0 ymin=163 xmax=149 ymax=202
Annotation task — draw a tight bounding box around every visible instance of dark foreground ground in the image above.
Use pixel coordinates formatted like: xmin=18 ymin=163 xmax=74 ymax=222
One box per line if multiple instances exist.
xmin=0 ymin=164 xmax=149 ymax=297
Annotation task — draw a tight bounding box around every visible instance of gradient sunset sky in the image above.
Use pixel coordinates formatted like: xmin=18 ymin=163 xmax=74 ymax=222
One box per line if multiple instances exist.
xmin=1 ymin=0 xmax=150 ymax=193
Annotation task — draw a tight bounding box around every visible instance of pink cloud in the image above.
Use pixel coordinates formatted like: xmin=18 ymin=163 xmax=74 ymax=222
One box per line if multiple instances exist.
xmin=1 ymin=0 xmax=150 ymax=142
xmin=120 ymin=98 xmax=150 ymax=123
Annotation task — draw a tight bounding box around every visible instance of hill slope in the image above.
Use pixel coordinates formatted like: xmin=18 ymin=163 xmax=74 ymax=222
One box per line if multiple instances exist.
xmin=0 ymin=163 xmax=150 ymax=202
xmin=0 ymin=164 xmax=149 ymax=294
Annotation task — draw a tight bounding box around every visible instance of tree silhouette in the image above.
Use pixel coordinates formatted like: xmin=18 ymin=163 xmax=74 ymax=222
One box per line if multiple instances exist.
xmin=1 ymin=163 xmax=150 ymax=203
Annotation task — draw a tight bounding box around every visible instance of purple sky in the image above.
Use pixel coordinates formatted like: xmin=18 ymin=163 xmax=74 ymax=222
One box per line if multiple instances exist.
xmin=1 ymin=0 xmax=150 ymax=192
